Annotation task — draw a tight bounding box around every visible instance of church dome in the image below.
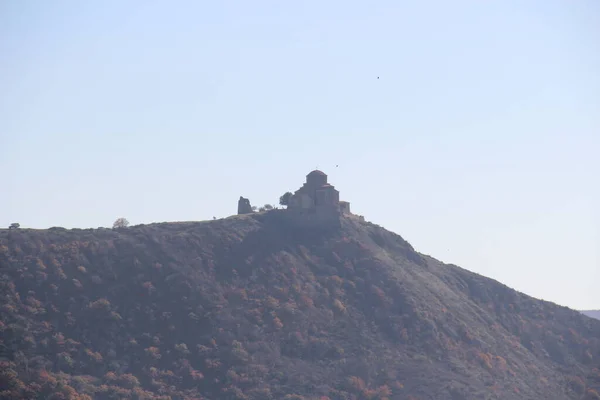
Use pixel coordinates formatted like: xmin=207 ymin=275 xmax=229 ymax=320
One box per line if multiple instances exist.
xmin=307 ymin=170 xmax=326 ymax=177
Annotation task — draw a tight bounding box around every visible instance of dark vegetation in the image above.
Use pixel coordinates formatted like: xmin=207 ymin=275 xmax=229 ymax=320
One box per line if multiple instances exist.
xmin=280 ymin=192 xmax=293 ymax=207
xmin=1 ymin=213 xmax=599 ymax=399
xmin=112 ymin=218 xmax=130 ymax=230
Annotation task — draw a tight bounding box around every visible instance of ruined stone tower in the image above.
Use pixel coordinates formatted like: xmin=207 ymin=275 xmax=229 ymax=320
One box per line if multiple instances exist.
xmin=237 ymin=196 xmax=253 ymax=214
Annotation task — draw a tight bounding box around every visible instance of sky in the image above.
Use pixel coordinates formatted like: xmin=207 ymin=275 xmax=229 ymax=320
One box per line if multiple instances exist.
xmin=1 ymin=0 xmax=598 ymax=310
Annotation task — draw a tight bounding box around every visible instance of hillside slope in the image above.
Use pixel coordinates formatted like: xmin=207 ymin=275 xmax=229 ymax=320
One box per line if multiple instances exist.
xmin=1 ymin=212 xmax=599 ymax=400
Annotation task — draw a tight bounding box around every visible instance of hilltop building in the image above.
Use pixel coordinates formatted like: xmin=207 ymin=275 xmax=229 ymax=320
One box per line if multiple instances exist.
xmin=287 ymin=170 xmax=350 ymax=215
xmin=237 ymin=169 xmax=351 ymax=228
xmin=285 ymin=169 xmax=351 ymax=228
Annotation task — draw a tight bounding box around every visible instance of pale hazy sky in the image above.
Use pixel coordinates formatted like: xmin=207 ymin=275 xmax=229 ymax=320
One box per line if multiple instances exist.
xmin=1 ymin=1 xmax=598 ymax=310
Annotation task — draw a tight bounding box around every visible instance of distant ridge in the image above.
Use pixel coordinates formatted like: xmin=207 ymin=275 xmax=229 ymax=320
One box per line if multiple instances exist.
xmin=582 ymin=310 xmax=600 ymax=320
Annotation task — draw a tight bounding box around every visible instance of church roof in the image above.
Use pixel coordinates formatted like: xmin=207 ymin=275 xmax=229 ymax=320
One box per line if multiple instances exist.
xmin=316 ymin=184 xmax=335 ymax=189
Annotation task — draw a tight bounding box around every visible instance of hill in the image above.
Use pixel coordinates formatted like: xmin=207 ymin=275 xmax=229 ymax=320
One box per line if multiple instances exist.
xmin=1 ymin=212 xmax=599 ymax=400
xmin=582 ymin=311 xmax=600 ymax=321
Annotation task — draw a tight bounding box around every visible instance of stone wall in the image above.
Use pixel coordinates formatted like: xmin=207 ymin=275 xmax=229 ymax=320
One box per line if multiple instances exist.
xmin=339 ymin=201 xmax=351 ymax=215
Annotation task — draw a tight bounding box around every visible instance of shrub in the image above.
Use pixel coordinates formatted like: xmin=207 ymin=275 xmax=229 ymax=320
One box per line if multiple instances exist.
xmin=112 ymin=218 xmax=129 ymax=229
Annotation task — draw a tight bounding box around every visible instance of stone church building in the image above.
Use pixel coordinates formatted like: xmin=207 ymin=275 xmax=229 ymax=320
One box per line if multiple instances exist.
xmin=237 ymin=169 xmax=351 ymax=228
xmin=287 ymin=170 xmax=351 ymax=216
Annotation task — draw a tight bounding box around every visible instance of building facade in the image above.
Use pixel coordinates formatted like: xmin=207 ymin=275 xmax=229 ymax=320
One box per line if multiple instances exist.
xmin=286 ymin=170 xmax=350 ymax=227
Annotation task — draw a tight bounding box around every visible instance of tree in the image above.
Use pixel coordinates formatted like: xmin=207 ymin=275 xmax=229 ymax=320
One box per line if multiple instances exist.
xmin=9 ymin=223 xmax=20 ymax=230
xmin=112 ymin=218 xmax=129 ymax=229
xmin=279 ymin=191 xmax=293 ymax=207
xmin=264 ymin=204 xmax=273 ymax=210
